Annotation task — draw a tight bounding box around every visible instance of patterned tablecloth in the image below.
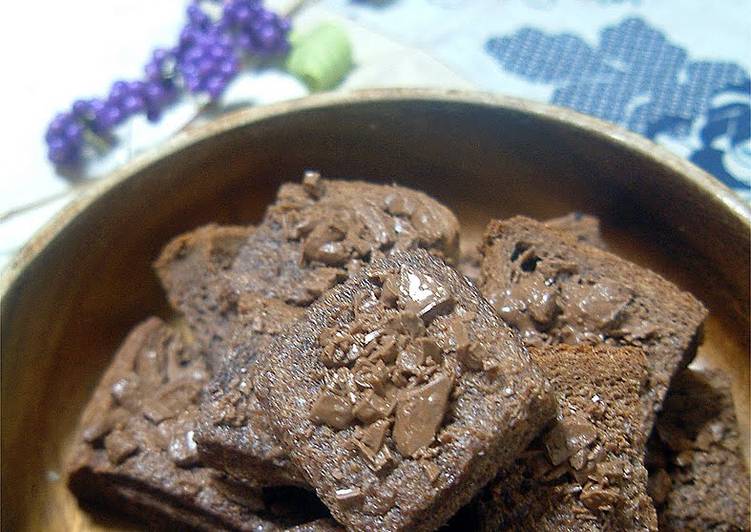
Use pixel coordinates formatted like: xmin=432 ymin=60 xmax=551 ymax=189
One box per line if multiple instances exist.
xmin=1 ymin=0 xmax=749 ymax=273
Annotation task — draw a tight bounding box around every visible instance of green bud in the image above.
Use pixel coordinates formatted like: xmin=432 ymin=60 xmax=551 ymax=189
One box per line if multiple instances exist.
xmin=286 ymin=23 xmax=353 ymax=92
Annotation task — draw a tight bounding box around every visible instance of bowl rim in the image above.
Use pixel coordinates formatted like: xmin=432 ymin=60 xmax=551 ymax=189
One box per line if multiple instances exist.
xmin=2 ymin=88 xmax=749 ymax=298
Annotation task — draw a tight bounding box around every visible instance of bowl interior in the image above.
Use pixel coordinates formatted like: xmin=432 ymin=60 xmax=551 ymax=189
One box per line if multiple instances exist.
xmin=2 ymin=92 xmax=749 ymax=531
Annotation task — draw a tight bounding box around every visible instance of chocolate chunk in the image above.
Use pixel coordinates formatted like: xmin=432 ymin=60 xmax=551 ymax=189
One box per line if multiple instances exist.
xmin=357 ymin=419 xmax=390 ymax=454
xmin=303 ymin=222 xmax=350 ymax=266
xmin=352 ymin=390 xmax=394 ymax=424
xmin=334 ymin=487 xmax=364 ymax=508
xmin=561 ymin=279 xmax=632 ymax=331
xmin=457 ymin=340 xmax=487 ymax=371
xmin=544 ymin=418 xmax=598 ymax=466
xmin=384 ymin=192 xmax=416 ymax=216
xmin=304 ymin=267 xmax=344 ymax=298
xmin=395 ymin=344 xmax=425 ymax=375
xmin=302 ymin=170 xmax=325 ymax=198
xmin=310 ymin=391 xmax=355 ymax=429
xmin=142 ymin=380 xmax=201 ymax=425
xmin=110 ymin=373 xmax=141 ymax=409
xmin=81 ymin=407 xmax=129 ymax=443
xmin=104 ymin=429 xmax=140 ymax=465
xmin=168 ymin=429 xmax=200 ymax=467
xmin=580 ymin=484 xmax=621 ymax=511
xmin=394 ymin=373 xmax=452 ymax=457
xmin=496 ymin=275 xmax=558 ymax=334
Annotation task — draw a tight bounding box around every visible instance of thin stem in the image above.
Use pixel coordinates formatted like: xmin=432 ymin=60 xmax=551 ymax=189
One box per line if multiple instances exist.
xmin=0 ymin=182 xmax=95 ymax=223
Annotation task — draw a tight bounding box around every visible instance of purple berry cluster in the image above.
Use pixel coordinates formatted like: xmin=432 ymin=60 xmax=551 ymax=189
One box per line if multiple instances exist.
xmin=46 ymin=0 xmax=290 ymax=167
xmin=224 ymin=0 xmax=291 ymax=55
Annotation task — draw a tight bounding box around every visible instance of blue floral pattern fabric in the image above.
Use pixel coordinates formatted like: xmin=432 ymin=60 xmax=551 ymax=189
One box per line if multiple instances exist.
xmin=486 ymin=18 xmax=751 ymax=197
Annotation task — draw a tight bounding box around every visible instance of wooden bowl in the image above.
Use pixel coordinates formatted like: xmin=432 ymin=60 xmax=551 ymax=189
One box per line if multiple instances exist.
xmin=2 ymin=89 xmax=749 ymax=531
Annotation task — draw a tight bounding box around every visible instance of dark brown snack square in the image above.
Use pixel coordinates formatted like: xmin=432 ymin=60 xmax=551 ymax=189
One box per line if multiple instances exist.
xmin=474 ymin=344 xmax=657 ymax=531
xmin=646 ymin=367 xmax=750 ymax=531
xmin=196 ymin=175 xmax=462 ymax=485
xmin=66 ymin=317 xmax=329 ymax=530
xmin=479 ymin=216 xmax=707 ymax=430
xmin=154 ymin=222 xmax=308 ymax=487
xmin=254 ymin=249 xmax=556 ymax=531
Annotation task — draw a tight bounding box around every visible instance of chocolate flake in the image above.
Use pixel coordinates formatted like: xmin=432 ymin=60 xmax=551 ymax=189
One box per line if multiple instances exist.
xmin=544 ymin=418 xmax=598 ymax=466
xmin=580 ymin=483 xmax=621 ymax=511
xmin=395 ymin=311 xmax=426 ymax=337
xmin=396 ymin=345 xmax=425 ymax=375
xmin=110 ymin=373 xmax=141 ymax=409
xmin=168 ymin=429 xmax=199 ymax=467
xmin=310 ymin=391 xmax=354 ymax=429
xmin=335 ymin=487 xmax=364 ymax=508
xmin=417 ymin=337 xmax=441 ymax=362
xmin=373 ymin=335 xmax=398 ymax=363
xmin=400 ymin=271 xmax=455 ymax=322
xmin=104 ymin=429 xmax=139 ymax=465
xmin=393 ymin=373 xmax=452 ymax=456
xmin=357 ymin=419 xmax=390 ymax=454
xmin=302 ymin=170 xmax=324 ymax=198
xmin=381 ymin=274 xmax=400 ymax=307
xmin=142 ymin=380 xmax=201 ymax=424
xmin=352 ymin=390 xmax=395 ymax=423
xmin=422 ymin=460 xmax=441 ymax=483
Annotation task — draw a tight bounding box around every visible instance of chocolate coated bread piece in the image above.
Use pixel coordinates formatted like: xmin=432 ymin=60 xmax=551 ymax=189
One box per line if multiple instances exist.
xmin=254 ymin=249 xmax=556 ymax=531
xmin=154 ymin=223 xmax=307 ymax=487
xmin=647 ymin=368 xmax=750 ymax=531
xmin=66 ymin=318 xmax=329 ymax=530
xmin=475 ymin=344 xmax=657 ymax=531
xmin=196 ymin=175 xmax=462 ymax=484
xmin=154 ymin=224 xmax=252 ymax=368
xmin=154 ymin=222 xmax=308 ymax=487
xmin=479 ymin=216 xmax=707 ymax=431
